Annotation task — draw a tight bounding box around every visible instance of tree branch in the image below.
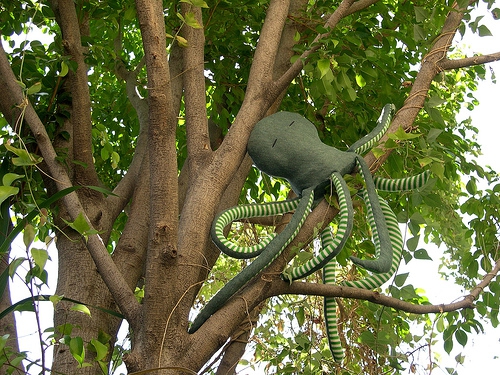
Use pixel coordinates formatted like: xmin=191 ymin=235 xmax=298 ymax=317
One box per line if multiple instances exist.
xmin=181 ymin=5 xmax=211 ymax=171
xmin=0 ymin=39 xmax=141 ymax=323
xmin=438 ymin=51 xmax=500 ymax=70
xmin=107 ymin=62 xmax=149 ymax=221
xmin=271 ymin=254 xmax=500 ymax=313
xmin=245 ymin=0 xmax=291 ymax=98
xmin=272 ymin=282 xmax=476 ymax=313
xmin=274 ymin=0 xmax=357 ymax=94
xmin=346 ymin=0 xmax=379 ymax=16
xmin=48 ymin=0 xmax=99 ymax=186
xmin=364 ymin=0 xmax=471 ymax=169
xmin=135 ymin=0 xmax=179 ymax=254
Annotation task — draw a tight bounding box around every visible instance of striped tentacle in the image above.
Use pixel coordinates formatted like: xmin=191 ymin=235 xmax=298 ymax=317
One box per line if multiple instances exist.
xmin=322 ymin=195 xmax=403 ymax=362
xmin=348 ymin=104 xmax=396 ymax=155
xmin=343 ymin=194 xmax=403 ymax=289
xmin=211 ymin=199 xmax=300 ymax=259
xmin=283 ymin=172 xmax=353 ymax=281
xmin=189 ymin=187 xmax=316 ymax=334
xmin=374 ymin=170 xmax=431 ymax=192
xmin=342 ymin=171 xmax=430 ymax=290
xmin=349 ymin=157 xmax=393 ymax=273
xmin=323 ymin=261 xmax=344 ymax=362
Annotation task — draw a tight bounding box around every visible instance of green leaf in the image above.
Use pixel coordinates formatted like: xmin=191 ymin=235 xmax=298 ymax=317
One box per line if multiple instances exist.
xmin=0 ymin=186 xmax=18 ymax=207
xmin=71 ymin=303 xmax=91 ymax=317
xmin=23 ymin=224 xmax=36 ymax=248
xmin=296 ymin=251 xmax=313 ymax=263
xmin=27 ymin=82 xmax=42 ymax=95
xmin=176 ymin=35 xmax=188 ymax=47
xmin=455 ymin=329 xmax=468 ymax=346
xmin=31 ymin=248 xmax=49 ymax=271
xmin=372 ymin=147 xmax=385 ymax=158
xmin=69 ymin=336 xmax=85 ymax=365
xmin=317 ymin=59 xmax=330 ymax=79
xmin=427 ymin=95 xmax=446 ymax=108
xmin=4 ymin=143 xmax=43 ymax=166
xmin=388 ymin=126 xmax=421 ymax=141
xmin=293 ymin=30 xmax=300 ymax=42
xmin=0 ymin=334 xmax=8 ymax=352
xmin=58 ymin=61 xmax=69 ymax=77
xmin=414 ymin=6 xmax=429 ymax=22
xmin=9 ymin=258 xmax=25 ymax=278
xmin=466 ymin=178 xmax=477 ymax=195
xmin=400 ymin=284 xmax=420 ymax=300
xmin=430 ymin=163 xmax=444 ymax=181
xmin=89 ymin=339 xmax=108 ymax=361
xmin=406 ymin=236 xmax=419 ymax=252
xmin=436 ymin=315 xmax=445 ymax=333
xmin=2 ymin=173 xmax=24 ymax=187
xmin=13 ymin=299 xmax=35 ymax=313
xmin=414 ymin=248 xmax=433 ymax=260
xmin=413 ymin=24 xmax=425 ymax=41
xmin=97 ymin=360 xmax=109 ymax=374
xmin=85 ymin=185 xmax=118 ymax=197
xmin=355 ymin=74 xmax=366 ymax=88
xmin=418 ymin=157 xmax=433 ymax=168
xmin=394 ymin=273 xmax=409 ymax=287
xmin=65 ymin=212 xmax=91 ymax=236
xmin=184 ymin=12 xmax=202 ymax=29
xmin=50 ymin=295 xmax=64 ymax=308
xmin=427 ymin=128 xmax=443 ymax=143
xmin=478 ymin=25 xmax=492 ymax=37
xmin=111 ymin=151 xmax=120 ymax=169
xmin=5 ymin=351 xmax=26 ymax=373
xmin=410 ymin=212 xmax=426 ymax=225
xmin=180 ymin=0 xmax=209 ymax=8
xmin=176 ymin=12 xmax=185 ymax=23
xmin=295 ymin=306 xmax=305 ymax=326
xmin=346 ymin=86 xmax=357 ymax=101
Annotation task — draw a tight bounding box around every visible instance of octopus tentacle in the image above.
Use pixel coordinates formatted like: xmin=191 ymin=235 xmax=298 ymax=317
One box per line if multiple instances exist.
xmin=349 ymin=156 xmax=393 ymax=273
xmin=373 ymin=170 xmax=431 ymax=192
xmin=283 ymin=172 xmax=353 ymax=281
xmin=323 ymin=261 xmax=345 ymax=362
xmin=189 ymin=187 xmax=315 ymax=333
xmin=348 ymin=104 xmax=395 ymax=154
xmin=323 ymin=196 xmax=401 ymax=361
xmin=211 ymin=198 xmax=300 ymax=259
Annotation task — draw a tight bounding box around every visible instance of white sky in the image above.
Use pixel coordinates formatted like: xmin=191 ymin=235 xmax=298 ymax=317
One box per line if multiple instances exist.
xmin=4 ymin=2 xmax=500 ymax=375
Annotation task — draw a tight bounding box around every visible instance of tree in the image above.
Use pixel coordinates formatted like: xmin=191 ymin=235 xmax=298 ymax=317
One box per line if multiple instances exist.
xmin=0 ymin=0 xmax=499 ymax=374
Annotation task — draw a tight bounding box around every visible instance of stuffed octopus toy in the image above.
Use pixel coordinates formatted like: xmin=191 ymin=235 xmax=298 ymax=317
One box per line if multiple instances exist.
xmin=189 ymin=104 xmax=430 ymax=362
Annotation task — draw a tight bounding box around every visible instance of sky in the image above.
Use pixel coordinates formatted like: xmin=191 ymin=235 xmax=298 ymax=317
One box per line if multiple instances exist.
xmin=4 ymin=2 xmax=500 ymax=375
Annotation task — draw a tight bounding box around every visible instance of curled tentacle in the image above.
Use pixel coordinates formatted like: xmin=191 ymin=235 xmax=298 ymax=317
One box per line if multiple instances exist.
xmin=211 ymin=198 xmax=300 ymax=259
xmin=283 ymin=172 xmax=353 ymax=281
xmin=348 ymin=104 xmax=395 ymax=154
xmin=343 ymin=194 xmax=403 ymax=289
xmin=349 ymin=156 xmax=393 ymax=273
xmin=322 ymin=196 xmax=402 ymax=362
xmin=189 ymin=187 xmax=315 ymax=334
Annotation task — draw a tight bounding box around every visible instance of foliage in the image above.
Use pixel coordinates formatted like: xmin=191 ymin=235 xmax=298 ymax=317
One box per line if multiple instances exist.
xmin=0 ymin=0 xmax=498 ymax=374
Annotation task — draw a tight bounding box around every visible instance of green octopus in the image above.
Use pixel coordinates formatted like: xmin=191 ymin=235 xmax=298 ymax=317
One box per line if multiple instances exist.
xmin=190 ymin=105 xmax=430 ymax=361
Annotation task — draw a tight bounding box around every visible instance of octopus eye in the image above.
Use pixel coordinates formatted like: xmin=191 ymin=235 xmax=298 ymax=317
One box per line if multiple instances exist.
xmin=272 ymin=139 xmax=278 ymax=148
xmin=289 ymin=121 xmax=294 ymax=126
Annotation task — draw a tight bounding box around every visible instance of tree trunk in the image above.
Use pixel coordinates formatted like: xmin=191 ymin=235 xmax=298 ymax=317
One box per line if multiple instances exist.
xmin=51 ymin=234 xmax=122 ymax=375
xmin=0 ymin=253 xmax=25 ymax=375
